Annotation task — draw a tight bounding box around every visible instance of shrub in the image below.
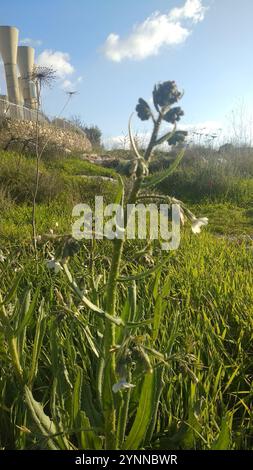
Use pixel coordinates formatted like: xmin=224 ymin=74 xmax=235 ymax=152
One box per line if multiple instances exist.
xmin=70 ymin=116 xmax=103 ymax=149
xmin=156 ymin=164 xmax=253 ymax=205
xmin=0 ymin=151 xmax=65 ymax=204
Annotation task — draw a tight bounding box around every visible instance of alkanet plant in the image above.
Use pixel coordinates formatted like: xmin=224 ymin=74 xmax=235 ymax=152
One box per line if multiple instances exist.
xmin=94 ymin=79 xmax=207 ymax=449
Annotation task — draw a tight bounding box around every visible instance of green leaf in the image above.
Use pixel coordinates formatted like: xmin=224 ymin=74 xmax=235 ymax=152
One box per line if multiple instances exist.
xmin=223 ymin=365 xmax=240 ymax=393
xmin=28 ymin=300 xmax=47 ymax=384
xmin=114 ymin=174 xmax=125 ymax=206
xmin=15 ymin=287 xmax=40 ymax=335
xmin=79 ymin=412 xmax=102 ymax=450
xmin=82 ymin=325 xmax=100 ymax=358
xmin=153 ymin=296 xmax=162 ymax=342
xmin=142 ymin=148 xmax=185 ymax=189
xmin=145 ymin=367 xmax=164 ymax=442
xmin=72 ymin=367 xmax=83 ymax=426
xmin=63 ymin=263 xmax=124 ymax=326
xmin=116 ymin=283 xmax=136 ymax=344
xmin=126 ymin=319 xmax=153 ymax=328
xmin=68 ymin=368 xmax=92 ymax=448
xmin=82 ymin=382 xmax=104 ymax=429
xmin=24 ymin=386 xmax=59 ymax=450
xmin=0 ymin=272 xmax=23 ymax=306
xmin=152 ymin=270 xmax=161 ymax=300
xmin=164 ymin=403 xmax=204 ymax=450
xmin=123 ymin=372 xmax=155 ymax=450
xmin=211 ymin=414 xmax=232 ymax=450
xmin=118 ymin=254 xmax=172 ymax=282
xmin=181 ymin=406 xmax=202 ymax=449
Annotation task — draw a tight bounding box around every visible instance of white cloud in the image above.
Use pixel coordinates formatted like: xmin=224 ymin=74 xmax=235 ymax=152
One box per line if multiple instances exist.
xmin=169 ymin=0 xmax=207 ymax=23
xmin=37 ymin=49 xmax=74 ymax=78
xmin=103 ymin=135 xmax=123 ymax=149
xmin=20 ymin=38 xmax=42 ymax=47
xmin=61 ymin=76 xmax=84 ymax=91
xmin=102 ymin=0 xmax=207 ymax=62
xmin=104 ymin=131 xmax=154 ymax=150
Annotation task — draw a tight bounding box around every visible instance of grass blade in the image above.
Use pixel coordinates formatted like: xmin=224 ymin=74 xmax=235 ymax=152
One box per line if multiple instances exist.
xmin=123 ymin=371 xmax=155 ymax=450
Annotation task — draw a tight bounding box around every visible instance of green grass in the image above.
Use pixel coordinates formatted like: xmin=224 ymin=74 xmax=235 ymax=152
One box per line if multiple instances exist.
xmin=0 ymin=232 xmax=253 ymax=449
xmin=0 ymin=151 xmax=118 ymax=242
xmin=0 ymin=149 xmax=253 ymax=450
xmin=193 ymin=203 xmax=253 ymax=236
xmin=46 ymin=157 xmax=116 ymax=178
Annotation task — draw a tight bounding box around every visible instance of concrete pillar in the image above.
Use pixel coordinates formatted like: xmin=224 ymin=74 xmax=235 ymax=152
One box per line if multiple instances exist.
xmin=17 ymin=46 xmax=37 ymax=109
xmin=0 ymin=26 xmax=20 ymax=105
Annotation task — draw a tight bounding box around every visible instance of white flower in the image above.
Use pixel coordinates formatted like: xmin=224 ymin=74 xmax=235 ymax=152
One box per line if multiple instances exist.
xmin=49 ymin=229 xmax=54 ymax=234
xmin=45 ymin=258 xmax=62 ymax=274
xmin=112 ymin=377 xmax=135 ymax=393
xmin=36 ymin=235 xmax=42 ymax=242
xmin=191 ymin=217 xmax=208 ymax=234
xmin=55 ymin=222 xmax=59 ymax=228
xmin=172 ymin=201 xmax=185 ymax=225
xmin=0 ymin=251 xmax=6 ymax=262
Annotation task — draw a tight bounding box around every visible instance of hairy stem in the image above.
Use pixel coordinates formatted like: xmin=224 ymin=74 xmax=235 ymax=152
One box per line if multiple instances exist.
xmin=144 ymin=113 xmax=163 ymax=162
xmin=102 ymin=170 xmax=146 ymax=449
xmin=103 ymin=238 xmax=124 ymax=449
xmin=102 ymin=110 xmax=164 ymax=449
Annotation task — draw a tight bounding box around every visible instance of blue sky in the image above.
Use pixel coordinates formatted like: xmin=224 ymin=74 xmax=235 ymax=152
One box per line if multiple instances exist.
xmin=0 ymin=0 xmax=252 ymax=145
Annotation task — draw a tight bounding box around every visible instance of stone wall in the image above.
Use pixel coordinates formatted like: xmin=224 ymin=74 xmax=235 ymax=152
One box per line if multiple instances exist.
xmin=0 ymin=117 xmax=92 ymax=154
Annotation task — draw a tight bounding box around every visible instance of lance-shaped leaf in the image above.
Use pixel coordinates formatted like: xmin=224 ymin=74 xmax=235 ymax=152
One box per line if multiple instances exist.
xmin=71 ymin=368 xmax=102 ymax=449
xmin=142 ymin=148 xmax=185 ymax=189
xmin=28 ymin=300 xmax=47 ymax=384
xmin=114 ymin=173 xmax=125 ymax=206
xmin=211 ymin=414 xmax=232 ymax=450
xmin=123 ymin=371 xmax=155 ymax=449
xmin=24 ymin=386 xmax=59 ymax=450
xmin=145 ymin=367 xmax=165 ymax=442
xmin=15 ymin=286 xmax=40 ymax=336
xmin=117 ymin=253 xmax=173 ymax=282
xmin=63 ymin=263 xmax=124 ymax=326
xmin=0 ymin=272 xmax=23 ymax=306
